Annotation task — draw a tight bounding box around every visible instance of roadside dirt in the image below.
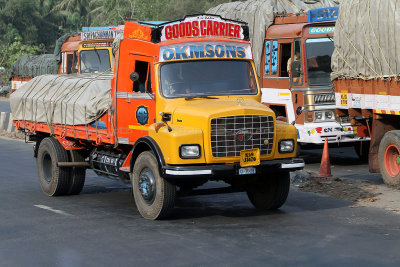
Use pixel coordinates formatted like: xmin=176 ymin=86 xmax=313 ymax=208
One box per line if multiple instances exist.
xmin=0 ymin=96 xmax=9 ymax=101
xmin=0 ymin=130 xmax=24 ymax=140
xmin=294 ymin=171 xmax=400 ymax=215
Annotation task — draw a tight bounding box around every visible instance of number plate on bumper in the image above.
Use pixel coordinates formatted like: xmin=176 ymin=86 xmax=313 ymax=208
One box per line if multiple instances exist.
xmin=238 ymin=167 xmax=256 ymax=175
xmin=240 ymin=148 xmax=260 ymax=167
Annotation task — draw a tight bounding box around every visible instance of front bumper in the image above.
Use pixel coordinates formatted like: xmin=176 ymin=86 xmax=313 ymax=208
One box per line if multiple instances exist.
xmin=162 ymin=158 xmax=304 ymax=179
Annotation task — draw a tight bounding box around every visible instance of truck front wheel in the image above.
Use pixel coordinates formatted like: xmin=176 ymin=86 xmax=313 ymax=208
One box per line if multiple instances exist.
xmin=132 ymin=151 xmax=176 ymax=220
xmin=37 ymin=137 xmax=71 ymax=196
xmin=246 ymin=172 xmax=290 ymax=211
xmin=378 ymin=131 xmax=400 ymax=188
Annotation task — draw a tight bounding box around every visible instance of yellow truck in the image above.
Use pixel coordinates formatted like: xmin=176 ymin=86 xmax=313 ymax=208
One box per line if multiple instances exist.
xmin=12 ymin=16 xmax=304 ymax=220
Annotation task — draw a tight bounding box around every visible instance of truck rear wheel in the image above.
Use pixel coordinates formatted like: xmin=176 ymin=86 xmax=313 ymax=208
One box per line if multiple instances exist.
xmin=37 ymin=137 xmax=71 ymax=196
xmin=132 ymin=151 xmax=176 ymax=220
xmin=246 ymin=172 xmax=290 ymax=211
xmin=378 ymin=131 xmax=400 ymax=188
xmin=67 ymin=150 xmax=86 ymax=195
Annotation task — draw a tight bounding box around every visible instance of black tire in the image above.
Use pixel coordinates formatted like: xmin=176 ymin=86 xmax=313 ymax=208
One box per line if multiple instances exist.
xmin=67 ymin=150 xmax=86 ymax=195
xmin=36 ymin=137 xmax=71 ymax=196
xmin=132 ymin=151 xmax=176 ymax=220
xmin=246 ymin=172 xmax=290 ymax=211
xmin=378 ymin=131 xmax=400 ymax=188
xmin=354 ymin=141 xmax=370 ymax=162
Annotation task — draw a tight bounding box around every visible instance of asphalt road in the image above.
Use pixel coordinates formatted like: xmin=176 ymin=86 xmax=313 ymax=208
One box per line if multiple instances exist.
xmin=0 ymin=137 xmax=399 ymax=266
xmin=0 ymin=100 xmax=11 ymax=113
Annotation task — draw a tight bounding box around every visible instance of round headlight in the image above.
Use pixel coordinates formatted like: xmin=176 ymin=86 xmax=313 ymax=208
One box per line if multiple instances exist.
xmin=315 ymin=111 xmax=323 ymax=120
xmin=325 ymin=111 xmax=334 ymax=119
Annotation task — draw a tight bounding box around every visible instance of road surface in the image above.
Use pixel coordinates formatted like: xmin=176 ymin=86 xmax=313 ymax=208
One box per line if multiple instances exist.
xmin=0 ymin=137 xmax=399 ymax=266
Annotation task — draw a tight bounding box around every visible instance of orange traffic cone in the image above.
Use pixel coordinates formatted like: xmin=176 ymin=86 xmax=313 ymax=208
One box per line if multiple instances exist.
xmin=318 ymin=137 xmax=332 ymax=177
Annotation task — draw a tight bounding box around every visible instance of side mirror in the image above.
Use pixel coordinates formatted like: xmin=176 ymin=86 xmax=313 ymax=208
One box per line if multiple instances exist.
xmin=130 ymin=72 xmax=139 ymax=82
xmin=296 ymin=106 xmax=304 ymax=116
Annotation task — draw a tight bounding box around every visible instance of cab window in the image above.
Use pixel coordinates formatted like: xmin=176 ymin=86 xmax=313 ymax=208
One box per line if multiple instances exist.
xmin=133 ymin=60 xmax=152 ymax=93
xmin=290 ymin=40 xmax=302 ymax=85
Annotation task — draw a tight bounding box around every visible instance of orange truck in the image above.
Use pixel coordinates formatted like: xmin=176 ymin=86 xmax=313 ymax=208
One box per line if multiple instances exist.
xmin=332 ymin=0 xmax=400 ymax=187
xmin=11 ymin=27 xmax=121 ymax=91
xmin=11 ymin=15 xmax=304 ymax=220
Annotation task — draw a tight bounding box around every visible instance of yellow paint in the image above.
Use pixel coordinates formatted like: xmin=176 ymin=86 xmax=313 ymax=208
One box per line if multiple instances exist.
xmin=378 ymin=92 xmax=387 ymax=95
xmin=128 ymin=125 xmax=149 ymax=131
xmin=340 ymin=93 xmax=348 ymax=106
xmin=279 ymin=92 xmax=291 ymax=96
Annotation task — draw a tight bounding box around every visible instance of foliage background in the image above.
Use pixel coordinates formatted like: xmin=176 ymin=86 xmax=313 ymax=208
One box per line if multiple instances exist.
xmin=0 ymin=0 xmax=233 ymax=85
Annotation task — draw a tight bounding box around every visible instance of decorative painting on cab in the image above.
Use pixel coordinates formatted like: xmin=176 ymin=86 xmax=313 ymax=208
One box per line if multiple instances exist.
xmin=136 ymin=106 xmax=149 ymax=125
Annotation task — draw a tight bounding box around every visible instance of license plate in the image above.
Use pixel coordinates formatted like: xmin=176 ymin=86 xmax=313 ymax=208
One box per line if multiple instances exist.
xmin=340 ymin=93 xmax=348 ymax=106
xmin=238 ymin=167 xmax=256 ymax=175
xmin=240 ymin=148 xmax=260 ymax=167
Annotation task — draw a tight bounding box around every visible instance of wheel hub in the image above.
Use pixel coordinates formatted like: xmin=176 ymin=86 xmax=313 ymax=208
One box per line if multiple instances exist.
xmin=138 ymin=168 xmax=156 ymax=203
xmin=384 ymin=144 xmax=400 ymax=178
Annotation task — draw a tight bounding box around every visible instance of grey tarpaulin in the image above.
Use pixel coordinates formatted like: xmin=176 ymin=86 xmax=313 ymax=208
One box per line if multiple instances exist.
xmin=10 ymin=72 xmax=112 ymax=126
xmin=207 ymin=0 xmax=340 ymax=76
xmin=331 ymin=0 xmax=400 ymax=80
xmin=11 ymin=32 xmax=77 ymax=78
xmin=11 ymin=55 xmax=59 ymax=78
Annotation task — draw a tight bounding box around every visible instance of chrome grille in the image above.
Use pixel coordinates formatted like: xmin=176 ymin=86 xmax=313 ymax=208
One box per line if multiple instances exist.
xmin=314 ymin=93 xmax=335 ymax=104
xmin=211 ymin=115 xmax=274 ymax=157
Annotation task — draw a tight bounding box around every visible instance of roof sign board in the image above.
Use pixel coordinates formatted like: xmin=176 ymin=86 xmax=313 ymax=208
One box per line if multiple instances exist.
xmin=160 ymin=15 xmax=247 ymax=42
xmin=159 ymin=41 xmax=252 ymax=62
xmin=81 ymin=29 xmax=123 ymax=41
xmin=309 ymin=26 xmax=335 ymax=34
xmin=308 ymin=7 xmax=339 ymax=23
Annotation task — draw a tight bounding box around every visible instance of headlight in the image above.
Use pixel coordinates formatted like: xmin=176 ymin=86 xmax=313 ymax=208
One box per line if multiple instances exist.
xmin=279 ymin=139 xmax=294 ymax=153
xmin=180 ymin=144 xmax=201 ymax=159
xmin=315 ymin=111 xmax=323 ymax=120
xmin=325 ymin=111 xmax=334 ymax=120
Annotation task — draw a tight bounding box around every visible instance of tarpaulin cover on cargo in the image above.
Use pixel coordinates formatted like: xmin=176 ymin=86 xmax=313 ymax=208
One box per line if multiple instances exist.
xmin=331 ymin=0 xmax=400 ymax=80
xmin=10 ymin=73 xmax=112 ymax=125
xmin=207 ymin=0 xmax=340 ymax=75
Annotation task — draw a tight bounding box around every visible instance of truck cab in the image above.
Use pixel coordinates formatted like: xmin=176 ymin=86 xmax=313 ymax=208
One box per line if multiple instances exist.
xmin=260 ymin=7 xmax=366 ymax=146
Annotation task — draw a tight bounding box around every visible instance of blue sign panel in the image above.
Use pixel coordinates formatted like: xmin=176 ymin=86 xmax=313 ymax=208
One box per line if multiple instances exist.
xmin=271 ymin=41 xmax=278 ymax=75
xmin=265 ymin=41 xmax=271 ymax=75
xmin=308 ymin=7 xmax=339 ymax=23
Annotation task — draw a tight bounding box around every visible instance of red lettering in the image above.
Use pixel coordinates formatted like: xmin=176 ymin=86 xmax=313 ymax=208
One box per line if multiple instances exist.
xmin=213 ymin=21 xmax=220 ymax=36
xmin=179 ymin=23 xmax=186 ymax=37
xmin=234 ymin=25 xmax=241 ymax=38
xmin=228 ymin=23 xmax=234 ymax=37
xmin=185 ymin=22 xmax=192 ymax=37
xmin=165 ymin=25 xmax=172 ymax=40
xmin=207 ymin=20 xmax=213 ymax=36
xmin=192 ymin=21 xmax=199 ymax=36
xmin=200 ymin=20 xmax=207 ymax=35
xmin=172 ymin=24 xmax=179 ymax=39
xmin=220 ymin=23 xmax=225 ymax=36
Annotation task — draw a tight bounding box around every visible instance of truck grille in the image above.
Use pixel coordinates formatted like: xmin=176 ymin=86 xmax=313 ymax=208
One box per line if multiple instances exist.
xmin=211 ymin=115 xmax=274 ymax=157
xmin=314 ymin=93 xmax=335 ymax=104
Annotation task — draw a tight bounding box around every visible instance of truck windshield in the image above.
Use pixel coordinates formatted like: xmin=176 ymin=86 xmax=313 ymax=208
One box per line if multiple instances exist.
xmin=305 ymin=38 xmax=334 ymax=85
xmin=80 ymin=49 xmax=111 ymax=73
xmin=160 ymin=60 xmax=257 ymax=98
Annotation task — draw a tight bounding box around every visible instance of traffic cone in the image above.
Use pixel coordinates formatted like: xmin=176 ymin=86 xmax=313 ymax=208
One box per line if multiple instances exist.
xmin=318 ymin=137 xmax=332 ymax=177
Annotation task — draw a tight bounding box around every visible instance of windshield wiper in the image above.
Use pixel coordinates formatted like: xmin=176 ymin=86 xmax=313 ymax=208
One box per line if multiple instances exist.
xmin=184 ymin=95 xmax=219 ymax=100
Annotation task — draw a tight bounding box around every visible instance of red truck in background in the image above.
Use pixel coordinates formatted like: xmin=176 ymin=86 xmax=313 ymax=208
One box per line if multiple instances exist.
xmin=332 ymin=0 xmax=400 ymax=188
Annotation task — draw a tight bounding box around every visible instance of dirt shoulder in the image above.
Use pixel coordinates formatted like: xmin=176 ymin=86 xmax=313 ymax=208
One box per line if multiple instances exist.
xmin=292 ymin=170 xmax=400 ymax=215
xmin=0 ymin=96 xmax=9 ymax=101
